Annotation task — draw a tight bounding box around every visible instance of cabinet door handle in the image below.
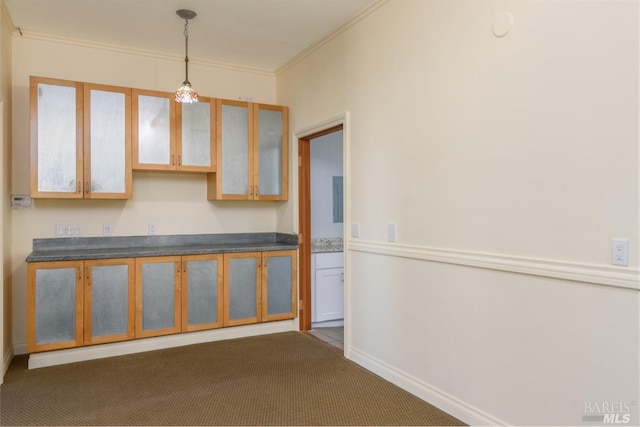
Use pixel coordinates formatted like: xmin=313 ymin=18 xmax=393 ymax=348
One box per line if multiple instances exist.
xmin=178 ymin=155 xmax=182 ymax=166
xmin=176 ymin=261 xmax=180 ymax=273
xmin=171 ymin=154 xmax=175 ymax=166
xmin=77 ymin=267 xmax=82 ymax=280
xmin=255 ymin=186 xmax=259 ymax=196
xmin=85 ymin=181 xmax=89 ymax=194
xmin=248 ymin=185 xmax=253 ymax=196
xmin=183 ymin=261 xmax=187 ymax=272
xmin=341 ymin=272 xmax=344 ymax=282
xmin=76 ymin=181 xmax=81 ymax=193
xmin=85 ymin=267 xmax=89 ymax=279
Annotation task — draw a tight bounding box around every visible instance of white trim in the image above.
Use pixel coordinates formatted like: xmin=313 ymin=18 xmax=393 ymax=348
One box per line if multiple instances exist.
xmin=28 ymin=320 xmax=295 ymax=369
xmin=349 ymin=240 xmax=640 ymax=290
xmin=13 ymin=342 xmax=26 ymax=355
xmin=348 ymin=346 xmax=510 ymax=426
xmin=15 ymin=30 xmax=274 ymax=77
xmin=293 ymin=113 xmax=352 ymax=358
xmin=276 ymin=0 xmax=390 ymax=75
xmin=2 ymin=343 xmax=13 ymax=383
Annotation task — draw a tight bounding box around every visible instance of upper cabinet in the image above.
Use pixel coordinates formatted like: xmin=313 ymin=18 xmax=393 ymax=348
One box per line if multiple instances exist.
xmin=30 ymin=76 xmax=287 ymax=201
xmin=207 ymin=101 xmax=288 ymax=201
xmin=131 ymin=89 xmax=175 ymax=171
xmin=30 ymin=76 xmax=132 ymax=199
xmin=176 ymin=97 xmax=216 ymax=172
xmin=132 ymin=90 xmax=215 ymax=172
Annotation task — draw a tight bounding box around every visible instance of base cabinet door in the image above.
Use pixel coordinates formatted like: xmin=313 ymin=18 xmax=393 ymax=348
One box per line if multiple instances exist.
xmin=181 ymin=254 xmax=224 ymax=332
xmin=84 ymin=259 xmax=135 ymax=345
xmin=135 ymin=257 xmax=181 ymax=338
xmin=224 ymin=252 xmax=261 ymax=326
xmin=262 ymin=250 xmax=297 ymax=321
xmin=27 ymin=261 xmax=84 ymax=353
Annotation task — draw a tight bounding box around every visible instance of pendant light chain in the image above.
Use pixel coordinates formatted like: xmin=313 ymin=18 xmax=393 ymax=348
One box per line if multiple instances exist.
xmin=175 ymin=9 xmax=198 ymax=103
xmin=183 ymin=19 xmax=189 ymax=84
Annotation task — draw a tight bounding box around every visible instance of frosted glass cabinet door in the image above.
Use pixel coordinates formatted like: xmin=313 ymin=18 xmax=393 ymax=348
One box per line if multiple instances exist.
xmin=29 ymin=76 xmax=83 ymax=198
xmin=27 ymin=261 xmax=84 ymax=353
xmin=224 ymin=252 xmax=261 ymax=326
xmin=177 ymin=97 xmax=216 ymax=172
xmin=135 ymin=257 xmax=181 ymax=338
xmin=262 ymin=250 xmax=297 ymax=321
xmin=181 ymin=254 xmax=224 ymax=331
xmin=132 ymin=90 xmax=176 ymax=170
xmin=84 ymin=259 xmax=135 ymax=345
xmin=216 ymin=99 xmax=252 ymax=199
xmin=84 ymin=84 xmax=132 ymax=199
xmin=254 ymin=104 xmax=288 ymax=201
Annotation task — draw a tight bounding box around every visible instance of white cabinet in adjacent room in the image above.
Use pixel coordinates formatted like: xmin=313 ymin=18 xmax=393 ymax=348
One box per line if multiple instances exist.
xmin=312 ymin=252 xmax=344 ymax=324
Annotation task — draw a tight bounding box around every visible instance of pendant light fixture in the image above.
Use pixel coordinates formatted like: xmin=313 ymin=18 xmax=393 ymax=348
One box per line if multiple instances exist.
xmin=175 ymin=9 xmax=199 ymax=103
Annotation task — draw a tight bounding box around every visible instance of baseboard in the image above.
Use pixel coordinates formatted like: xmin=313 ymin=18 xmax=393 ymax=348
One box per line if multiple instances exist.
xmin=348 ymin=346 xmax=509 ymax=426
xmin=2 ymin=344 xmax=14 ymax=383
xmin=13 ymin=342 xmax=27 ymax=355
xmin=28 ymin=320 xmax=295 ymax=370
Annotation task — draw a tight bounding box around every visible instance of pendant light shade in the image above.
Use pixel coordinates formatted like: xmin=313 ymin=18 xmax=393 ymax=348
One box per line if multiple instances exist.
xmin=175 ymin=9 xmax=198 ymax=103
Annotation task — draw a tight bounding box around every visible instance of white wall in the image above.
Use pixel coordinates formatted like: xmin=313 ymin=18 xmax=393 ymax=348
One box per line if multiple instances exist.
xmin=277 ymin=0 xmax=639 ymax=425
xmin=1 ymin=0 xmax=13 ymax=382
xmin=10 ymin=35 xmax=279 ymax=354
xmin=311 ymin=131 xmax=343 ymax=238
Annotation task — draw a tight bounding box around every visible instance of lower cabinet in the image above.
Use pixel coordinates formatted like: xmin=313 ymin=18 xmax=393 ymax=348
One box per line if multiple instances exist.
xmin=135 ymin=256 xmax=181 ymax=338
xmin=224 ymin=250 xmax=298 ymax=326
xmin=181 ymin=254 xmax=224 ymax=332
xmin=27 ymin=250 xmax=296 ymax=353
xmin=27 ymin=258 xmax=135 ymax=353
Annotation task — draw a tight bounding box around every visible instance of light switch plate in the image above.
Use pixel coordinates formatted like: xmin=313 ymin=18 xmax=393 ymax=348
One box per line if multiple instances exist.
xmin=351 ymin=223 xmax=360 ymax=238
xmin=388 ymin=223 xmax=397 ymax=242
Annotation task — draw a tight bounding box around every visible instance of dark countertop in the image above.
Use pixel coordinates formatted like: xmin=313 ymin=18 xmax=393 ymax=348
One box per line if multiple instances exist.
xmin=27 ymin=232 xmax=298 ymax=262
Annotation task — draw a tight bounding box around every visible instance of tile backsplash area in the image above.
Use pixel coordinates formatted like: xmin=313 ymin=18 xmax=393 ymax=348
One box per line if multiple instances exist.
xmin=311 ymin=237 xmax=343 ymax=253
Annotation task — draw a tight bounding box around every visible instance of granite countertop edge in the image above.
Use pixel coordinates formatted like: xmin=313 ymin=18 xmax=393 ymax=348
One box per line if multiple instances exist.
xmin=26 ymin=233 xmax=298 ymax=262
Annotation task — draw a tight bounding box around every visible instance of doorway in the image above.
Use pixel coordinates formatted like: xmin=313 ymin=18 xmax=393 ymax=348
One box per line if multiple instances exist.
xmin=298 ymin=124 xmax=344 ymax=351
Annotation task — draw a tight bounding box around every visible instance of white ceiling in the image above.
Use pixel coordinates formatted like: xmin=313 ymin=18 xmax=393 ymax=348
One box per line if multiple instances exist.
xmin=4 ymin=0 xmax=376 ymax=71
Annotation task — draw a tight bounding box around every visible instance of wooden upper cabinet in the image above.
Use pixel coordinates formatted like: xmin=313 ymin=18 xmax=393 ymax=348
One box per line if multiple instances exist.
xmin=176 ymin=97 xmax=216 ymax=172
xmin=132 ymin=89 xmax=176 ymax=171
xmin=207 ymin=101 xmax=288 ymax=201
xmin=132 ymin=90 xmax=215 ymax=172
xmin=30 ymin=76 xmax=84 ymax=198
xmin=30 ymin=76 xmax=132 ymax=199
xmin=253 ymin=103 xmax=288 ymax=201
xmin=83 ymin=83 xmax=132 ymax=199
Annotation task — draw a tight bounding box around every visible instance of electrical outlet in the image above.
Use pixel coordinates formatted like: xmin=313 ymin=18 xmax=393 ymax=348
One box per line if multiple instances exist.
xmin=56 ymin=224 xmax=81 ymax=238
xmin=612 ymin=239 xmax=629 ymax=266
xmin=148 ymin=224 xmax=156 ymax=235
xmin=103 ymin=224 xmax=112 ymax=236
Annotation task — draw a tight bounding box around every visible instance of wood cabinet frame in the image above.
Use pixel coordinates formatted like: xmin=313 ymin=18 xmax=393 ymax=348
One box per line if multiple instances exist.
xmin=180 ymin=254 xmax=224 ymax=332
xmin=261 ymin=250 xmax=297 ymax=322
xmin=27 ymin=260 xmax=84 ymax=353
xmin=135 ymin=256 xmax=182 ymax=338
xmin=83 ymin=258 xmax=135 ymax=345
xmin=208 ymin=101 xmax=288 ymax=201
xmin=223 ymin=252 xmax=262 ymax=326
xmin=175 ymin=96 xmax=217 ymax=173
xmin=131 ymin=89 xmax=177 ymax=171
xmin=29 ymin=76 xmax=84 ymax=198
xmin=83 ymin=83 xmax=133 ymax=199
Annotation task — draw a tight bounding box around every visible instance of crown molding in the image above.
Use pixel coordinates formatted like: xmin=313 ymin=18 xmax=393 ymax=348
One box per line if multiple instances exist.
xmin=15 ymin=29 xmax=275 ymax=78
xmin=276 ymin=0 xmax=391 ymax=76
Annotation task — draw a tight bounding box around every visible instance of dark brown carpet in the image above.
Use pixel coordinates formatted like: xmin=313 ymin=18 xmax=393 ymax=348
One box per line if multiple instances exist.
xmin=0 ymin=331 xmax=465 ymax=426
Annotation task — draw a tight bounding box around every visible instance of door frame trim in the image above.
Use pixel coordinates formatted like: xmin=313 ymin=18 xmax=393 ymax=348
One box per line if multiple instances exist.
xmin=295 ymin=113 xmax=349 ymax=340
